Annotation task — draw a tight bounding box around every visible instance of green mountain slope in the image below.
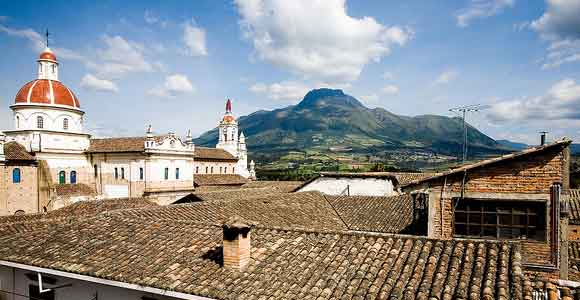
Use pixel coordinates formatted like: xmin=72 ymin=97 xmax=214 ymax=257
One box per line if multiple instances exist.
xmin=195 ymin=88 xmax=504 ymax=165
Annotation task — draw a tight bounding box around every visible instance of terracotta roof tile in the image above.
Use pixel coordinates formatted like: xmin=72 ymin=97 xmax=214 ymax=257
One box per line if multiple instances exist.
xmin=88 ymin=136 xmax=168 ymax=153
xmin=570 ymin=189 xmax=580 ymax=224
xmin=326 ymin=194 xmax=418 ymax=233
xmin=193 ymin=174 xmax=248 ymax=186
xmin=188 ymin=187 xmax=285 ymax=202
xmin=194 ymin=147 xmax=237 ymax=161
xmin=241 ymin=180 xmax=304 ymax=192
xmin=4 ymin=142 xmax=35 ymax=161
xmin=54 ymin=183 xmax=96 ymax=197
xmin=0 ymin=213 xmax=529 ymax=300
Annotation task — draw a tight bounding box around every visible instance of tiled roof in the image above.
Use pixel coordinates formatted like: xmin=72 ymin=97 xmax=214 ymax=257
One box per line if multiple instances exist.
xmin=188 ymin=187 xmax=285 ymax=202
xmin=88 ymin=136 xmax=148 ymax=152
xmin=194 ymin=147 xmax=237 ymax=161
xmin=241 ymin=180 xmax=304 ymax=192
xmin=570 ymin=189 xmax=580 ymax=225
xmin=193 ymin=174 xmax=248 ymax=186
xmin=4 ymin=142 xmax=35 ymax=161
xmin=54 ymin=183 xmax=97 ymax=197
xmin=0 ymin=197 xmax=157 ymax=236
xmin=119 ymin=192 xmax=347 ymax=231
xmin=326 ymin=194 xmax=417 ymax=233
xmin=401 ymin=139 xmax=572 ymax=188
xmin=48 ymin=197 xmax=157 ymax=218
xmin=0 ymin=212 xmax=529 ymax=300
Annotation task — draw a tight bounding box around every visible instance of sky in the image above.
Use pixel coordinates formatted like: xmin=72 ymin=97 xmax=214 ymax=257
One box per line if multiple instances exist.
xmin=1 ymin=0 xmax=579 ymax=145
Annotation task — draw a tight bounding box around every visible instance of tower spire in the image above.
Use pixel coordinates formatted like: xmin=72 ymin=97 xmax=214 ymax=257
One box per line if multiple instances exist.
xmin=226 ymin=98 xmax=232 ymax=113
xmin=45 ymin=29 xmax=50 ymax=48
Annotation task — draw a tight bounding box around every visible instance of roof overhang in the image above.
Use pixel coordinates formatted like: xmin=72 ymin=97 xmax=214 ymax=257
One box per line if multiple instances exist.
xmin=0 ymin=260 xmax=214 ymax=300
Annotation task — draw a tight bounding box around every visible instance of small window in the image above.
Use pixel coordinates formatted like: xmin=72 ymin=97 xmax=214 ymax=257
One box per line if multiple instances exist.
xmin=196 ymin=166 xmax=199 ymax=174
xmin=224 ymin=167 xmax=227 ymax=174
xmin=139 ymin=167 xmax=144 ymax=180
xmin=176 ymin=168 xmax=180 ymax=180
xmin=70 ymin=171 xmax=77 ymax=184
xmin=12 ymin=168 xmax=21 ymax=183
xmin=37 ymin=116 xmax=44 ymax=129
xmin=114 ymin=168 xmax=118 ymax=180
xmin=220 ymin=167 xmax=223 ymax=174
xmin=94 ymin=164 xmax=98 ymax=177
xmin=205 ymin=166 xmax=209 ymax=174
xmin=211 ymin=166 xmax=214 ymax=174
xmin=51 ymin=64 xmax=56 ymax=74
xmin=59 ymin=171 xmax=66 ymax=184
xmin=16 ymin=116 xmax=19 ymax=128
xmin=454 ymin=199 xmax=546 ymax=241
xmin=63 ymin=118 xmax=69 ymax=130
xmin=121 ymin=168 xmax=125 ymax=180
xmin=233 ymin=167 xmax=235 ymax=173
xmin=164 ymin=167 xmax=169 ymax=180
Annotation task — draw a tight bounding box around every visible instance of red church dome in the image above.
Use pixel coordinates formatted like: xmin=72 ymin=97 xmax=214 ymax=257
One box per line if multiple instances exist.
xmin=14 ymin=79 xmax=80 ymax=109
xmin=39 ymin=49 xmax=57 ymax=61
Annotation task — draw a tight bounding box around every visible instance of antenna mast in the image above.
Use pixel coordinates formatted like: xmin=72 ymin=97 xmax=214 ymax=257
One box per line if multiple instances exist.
xmin=449 ymin=104 xmax=489 ymax=163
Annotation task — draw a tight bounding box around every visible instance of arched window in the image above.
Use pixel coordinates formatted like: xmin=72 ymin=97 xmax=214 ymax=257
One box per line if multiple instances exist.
xmin=59 ymin=171 xmax=66 ymax=184
xmin=70 ymin=171 xmax=77 ymax=184
xmin=51 ymin=64 xmax=56 ymax=74
xmin=114 ymin=167 xmax=118 ymax=180
xmin=16 ymin=116 xmax=19 ymax=129
xmin=12 ymin=168 xmax=21 ymax=183
xmin=164 ymin=167 xmax=169 ymax=180
xmin=196 ymin=166 xmax=199 ymax=174
xmin=63 ymin=118 xmax=69 ymax=130
xmin=37 ymin=116 xmax=44 ymax=129
xmin=94 ymin=164 xmax=98 ymax=177
xmin=220 ymin=167 xmax=223 ymax=174
xmin=211 ymin=167 xmax=214 ymax=174
xmin=121 ymin=168 xmax=125 ymax=179
xmin=176 ymin=168 xmax=180 ymax=180
xmin=139 ymin=167 xmax=144 ymax=180
xmin=224 ymin=167 xmax=227 ymax=174
xmin=205 ymin=167 xmax=209 ymax=174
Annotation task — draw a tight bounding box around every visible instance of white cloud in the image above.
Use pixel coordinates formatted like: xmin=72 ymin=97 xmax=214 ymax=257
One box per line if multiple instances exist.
xmin=234 ymin=0 xmax=412 ymax=82
xmin=144 ymin=10 xmax=159 ymax=25
xmin=249 ymin=81 xmax=310 ymax=101
xmin=531 ymin=0 xmax=580 ymax=69
xmin=487 ymin=78 xmax=580 ymax=122
xmin=80 ymin=74 xmax=119 ymax=93
xmin=381 ymin=84 xmax=399 ymax=95
xmin=0 ymin=24 xmax=84 ymax=61
xmin=88 ymin=35 xmax=157 ymax=79
xmin=183 ymin=21 xmax=208 ymax=56
xmin=432 ymin=70 xmax=459 ymax=85
xmin=148 ymin=74 xmax=196 ymax=98
xmin=455 ymin=0 xmax=515 ymax=27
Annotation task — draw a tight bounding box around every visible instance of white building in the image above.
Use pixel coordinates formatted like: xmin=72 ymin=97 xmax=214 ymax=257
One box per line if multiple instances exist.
xmin=0 ymin=47 xmax=254 ymax=214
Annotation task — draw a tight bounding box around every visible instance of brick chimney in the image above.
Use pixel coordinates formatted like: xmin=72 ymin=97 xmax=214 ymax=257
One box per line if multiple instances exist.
xmin=222 ymin=216 xmax=255 ymax=270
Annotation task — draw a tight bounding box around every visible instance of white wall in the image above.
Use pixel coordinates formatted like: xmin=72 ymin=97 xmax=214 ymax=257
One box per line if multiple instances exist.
xmin=0 ymin=266 xmax=184 ymax=300
xmin=12 ymin=106 xmax=84 ymax=133
xmin=298 ymin=177 xmax=396 ymax=196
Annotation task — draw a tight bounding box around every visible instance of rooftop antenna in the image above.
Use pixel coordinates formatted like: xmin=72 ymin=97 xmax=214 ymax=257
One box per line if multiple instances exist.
xmin=45 ymin=29 xmax=50 ymax=48
xmin=449 ymin=104 xmax=489 ymax=163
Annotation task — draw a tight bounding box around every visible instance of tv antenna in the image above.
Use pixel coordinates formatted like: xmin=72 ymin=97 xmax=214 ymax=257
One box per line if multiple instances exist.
xmin=449 ymin=104 xmax=489 ymax=163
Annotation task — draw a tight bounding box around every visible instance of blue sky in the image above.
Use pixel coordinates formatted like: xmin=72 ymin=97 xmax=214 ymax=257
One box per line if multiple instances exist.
xmin=1 ymin=0 xmax=579 ymax=145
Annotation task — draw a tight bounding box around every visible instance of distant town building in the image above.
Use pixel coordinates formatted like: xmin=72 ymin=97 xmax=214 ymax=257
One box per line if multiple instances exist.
xmin=0 ymin=47 xmax=253 ymax=215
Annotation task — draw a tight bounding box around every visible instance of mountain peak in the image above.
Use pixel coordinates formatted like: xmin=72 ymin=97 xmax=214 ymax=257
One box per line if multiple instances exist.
xmin=296 ymin=88 xmax=364 ymax=110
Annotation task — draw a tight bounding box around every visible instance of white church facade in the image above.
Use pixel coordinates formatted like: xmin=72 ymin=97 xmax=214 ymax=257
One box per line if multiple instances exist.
xmin=0 ymin=47 xmax=255 ymax=215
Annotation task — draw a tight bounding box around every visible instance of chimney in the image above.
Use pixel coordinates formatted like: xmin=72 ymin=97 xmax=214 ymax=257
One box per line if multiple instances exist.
xmin=222 ymin=216 xmax=255 ymax=270
xmin=540 ymin=131 xmax=548 ymax=146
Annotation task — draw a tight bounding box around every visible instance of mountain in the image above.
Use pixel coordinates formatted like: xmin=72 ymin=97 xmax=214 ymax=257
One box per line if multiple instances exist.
xmin=196 ymin=88 xmax=505 ymax=164
xmin=496 ymin=140 xmax=529 ymax=151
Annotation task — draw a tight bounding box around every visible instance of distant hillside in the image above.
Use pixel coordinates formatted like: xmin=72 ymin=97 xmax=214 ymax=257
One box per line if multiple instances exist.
xmin=196 ymin=88 xmax=508 ymax=166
